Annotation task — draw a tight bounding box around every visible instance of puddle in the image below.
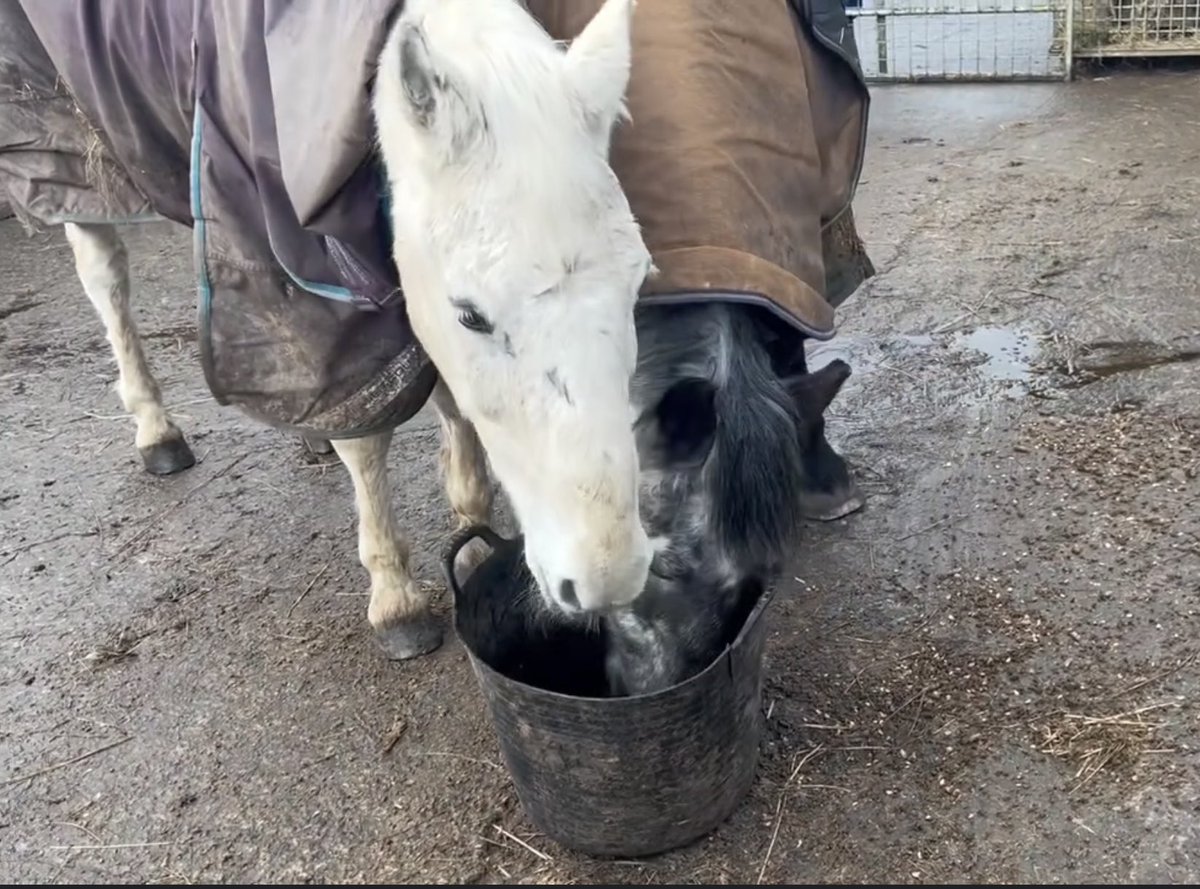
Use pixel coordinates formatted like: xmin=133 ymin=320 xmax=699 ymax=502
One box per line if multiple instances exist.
xmin=806 ymin=326 xmax=1200 ymax=407
xmin=952 ymin=326 xmax=1039 ymax=384
xmin=809 ymin=326 xmax=1038 ymax=388
xmin=805 ymin=325 xmax=1048 ymax=409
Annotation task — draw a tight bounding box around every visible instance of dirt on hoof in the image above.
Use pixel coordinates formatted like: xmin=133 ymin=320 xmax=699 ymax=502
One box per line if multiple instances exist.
xmin=374 ymin=612 xmax=445 ymax=661
xmin=138 ymin=436 xmax=197 ymax=476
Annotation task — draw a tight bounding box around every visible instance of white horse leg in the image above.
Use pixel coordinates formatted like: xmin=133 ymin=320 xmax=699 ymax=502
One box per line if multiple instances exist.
xmin=431 ymin=380 xmax=495 ymax=577
xmin=64 ymin=222 xmax=195 ymax=475
xmin=331 ymin=430 xmax=442 ymax=659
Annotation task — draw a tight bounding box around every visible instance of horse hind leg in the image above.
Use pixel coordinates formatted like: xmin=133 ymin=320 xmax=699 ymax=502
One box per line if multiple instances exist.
xmin=301 ymin=435 xmax=336 ymax=457
xmin=430 ymin=380 xmax=495 ymax=579
xmin=298 ymin=434 xmax=339 ymax=467
xmin=64 ymin=222 xmax=195 ymax=475
xmin=331 ymin=430 xmax=442 ymax=660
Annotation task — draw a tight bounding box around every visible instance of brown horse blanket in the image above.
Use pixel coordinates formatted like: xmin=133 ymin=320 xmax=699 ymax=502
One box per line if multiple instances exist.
xmin=0 ymin=0 xmax=873 ymax=438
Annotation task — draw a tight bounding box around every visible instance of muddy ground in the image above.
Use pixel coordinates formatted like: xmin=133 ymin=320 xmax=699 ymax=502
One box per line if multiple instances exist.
xmin=2 ymin=69 xmax=1199 ymax=883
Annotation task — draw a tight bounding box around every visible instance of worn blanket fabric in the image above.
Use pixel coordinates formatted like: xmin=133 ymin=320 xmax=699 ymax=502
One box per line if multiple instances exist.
xmin=0 ymin=0 xmax=873 ymax=439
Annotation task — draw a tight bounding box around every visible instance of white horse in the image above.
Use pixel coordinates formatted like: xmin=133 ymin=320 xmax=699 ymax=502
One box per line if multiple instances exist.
xmin=61 ymin=0 xmax=653 ymax=659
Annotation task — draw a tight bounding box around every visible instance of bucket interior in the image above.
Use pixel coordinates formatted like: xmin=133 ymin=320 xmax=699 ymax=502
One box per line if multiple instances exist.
xmin=452 ymin=537 xmax=613 ymax=698
xmin=451 ymin=532 xmax=769 ymax=700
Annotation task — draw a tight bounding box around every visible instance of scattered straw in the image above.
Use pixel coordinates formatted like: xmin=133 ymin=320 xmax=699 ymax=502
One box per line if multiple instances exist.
xmin=896 ymin=517 xmax=953 ymax=543
xmin=82 ymin=628 xmax=145 ymax=666
xmin=0 ymin=529 xmax=99 ymax=566
xmin=112 ymin=453 xmax=253 ymax=559
xmin=53 ymin=822 xmax=104 ymax=844
xmin=48 ymin=842 xmax=172 ymax=851
xmin=1107 ymin=656 xmax=1197 ymax=701
xmin=756 ymin=744 xmax=824 ymax=884
xmin=493 ymin=825 xmax=552 ymax=861
xmin=70 ymin=98 xmax=124 ymax=209
xmin=381 ymin=718 xmax=408 ymax=756
xmin=881 ymin=685 xmax=933 ymax=724
xmin=287 ymin=563 xmax=330 ymax=618
xmin=408 ymin=750 xmax=502 ymax=770
xmin=1039 ymin=701 xmax=1176 ymax=793
xmin=2 ymin=736 xmax=131 ymax=788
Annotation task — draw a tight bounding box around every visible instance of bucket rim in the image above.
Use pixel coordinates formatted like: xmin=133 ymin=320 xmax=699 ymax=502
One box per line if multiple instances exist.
xmin=443 ymin=524 xmax=776 ymax=705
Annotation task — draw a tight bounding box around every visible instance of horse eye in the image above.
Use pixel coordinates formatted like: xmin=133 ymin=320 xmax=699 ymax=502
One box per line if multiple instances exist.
xmin=457 ymin=308 xmax=493 ymax=334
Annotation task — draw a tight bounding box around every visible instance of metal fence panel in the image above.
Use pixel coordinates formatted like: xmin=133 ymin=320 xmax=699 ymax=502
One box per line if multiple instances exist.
xmin=847 ymin=0 xmax=1069 ymax=81
xmin=1072 ymin=0 xmax=1200 ymax=56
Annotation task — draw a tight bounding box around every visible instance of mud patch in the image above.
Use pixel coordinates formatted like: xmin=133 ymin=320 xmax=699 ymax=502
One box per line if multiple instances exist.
xmin=1055 ymin=338 xmax=1200 ymax=389
xmin=0 ymin=299 xmax=43 ymax=322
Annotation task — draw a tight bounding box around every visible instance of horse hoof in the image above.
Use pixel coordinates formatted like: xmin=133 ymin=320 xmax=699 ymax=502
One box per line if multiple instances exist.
xmin=139 ymin=437 xmax=196 ymax=476
xmin=799 ymin=483 xmax=865 ymax=522
xmin=374 ymin=613 xmax=444 ymax=660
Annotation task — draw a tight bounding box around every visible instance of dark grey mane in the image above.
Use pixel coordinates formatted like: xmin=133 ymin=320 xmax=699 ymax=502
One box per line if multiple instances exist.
xmin=632 ymin=302 xmax=807 ymax=584
xmin=604 ymin=302 xmax=849 ymax=696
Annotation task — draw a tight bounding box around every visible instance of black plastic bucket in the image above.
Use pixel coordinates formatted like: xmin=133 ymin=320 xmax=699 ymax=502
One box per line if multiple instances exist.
xmin=443 ymin=526 xmax=773 ymax=859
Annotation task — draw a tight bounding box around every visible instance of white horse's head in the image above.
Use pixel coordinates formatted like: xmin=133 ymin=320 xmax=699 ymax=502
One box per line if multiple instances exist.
xmin=373 ymin=0 xmax=653 ymax=613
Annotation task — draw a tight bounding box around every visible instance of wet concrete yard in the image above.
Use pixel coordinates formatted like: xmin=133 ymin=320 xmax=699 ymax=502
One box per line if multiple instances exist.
xmin=2 ymin=70 xmax=1199 ymax=882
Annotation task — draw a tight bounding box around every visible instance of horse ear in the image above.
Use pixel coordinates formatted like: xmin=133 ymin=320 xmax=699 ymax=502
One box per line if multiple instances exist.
xmin=398 ymin=26 xmax=438 ymax=128
xmin=784 ymin=359 xmax=852 ymax=417
xmin=635 ymin=378 xmax=718 ymax=471
xmin=564 ymin=0 xmax=635 ymax=153
xmin=395 ymin=24 xmax=483 ymax=159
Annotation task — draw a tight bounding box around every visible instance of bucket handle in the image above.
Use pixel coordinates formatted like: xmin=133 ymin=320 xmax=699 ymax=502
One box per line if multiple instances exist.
xmin=441 ymin=524 xmax=513 ymax=598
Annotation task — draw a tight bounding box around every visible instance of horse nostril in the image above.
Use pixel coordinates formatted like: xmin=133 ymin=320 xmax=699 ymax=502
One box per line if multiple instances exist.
xmin=558 ymin=578 xmax=579 ymax=609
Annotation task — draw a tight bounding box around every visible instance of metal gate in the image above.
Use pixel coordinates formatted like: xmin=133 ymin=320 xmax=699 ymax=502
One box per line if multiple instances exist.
xmin=847 ymin=0 xmax=1072 ymax=81
xmin=1071 ymin=0 xmax=1200 ymax=57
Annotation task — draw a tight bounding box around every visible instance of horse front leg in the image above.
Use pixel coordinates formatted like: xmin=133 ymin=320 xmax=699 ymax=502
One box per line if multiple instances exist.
xmin=64 ymin=222 xmax=195 ymax=475
xmin=430 ymin=380 xmax=495 ymax=579
xmin=332 ymin=430 xmax=442 ymax=659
